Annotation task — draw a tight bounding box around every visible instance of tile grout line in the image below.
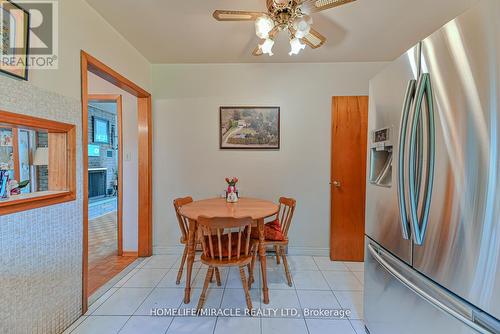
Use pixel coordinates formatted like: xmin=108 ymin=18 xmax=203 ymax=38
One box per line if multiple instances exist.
xmin=86 ymin=257 xmax=148 ymax=316
xmin=344 ymin=260 xmax=365 ymax=331
xmin=68 ymin=261 xmax=146 ymax=333
xmin=151 ymin=260 xmax=187 ymax=334
xmin=312 ymin=256 xmax=360 ymax=333
xmin=162 ymin=314 xmax=175 ymax=334
xmin=71 ymin=254 xmax=363 ymax=334
xmin=69 ymin=256 xmax=180 ymax=333
xmin=164 ymin=254 xmax=194 ymax=334
xmin=121 ymin=260 xmax=176 ymax=333
xmin=296 ymin=256 xmax=312 ymax=334
xmin=118 ymin=262 xmax=174 ymax=333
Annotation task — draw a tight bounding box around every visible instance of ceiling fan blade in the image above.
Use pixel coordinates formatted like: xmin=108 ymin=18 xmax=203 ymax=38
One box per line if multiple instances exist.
xmin=301 ymin=28 xmax=326 ymax=49
xmin=213 ymin=10 xmax=264 ymax=21
xmin=299 ymin=0 xmax=356 ymax=14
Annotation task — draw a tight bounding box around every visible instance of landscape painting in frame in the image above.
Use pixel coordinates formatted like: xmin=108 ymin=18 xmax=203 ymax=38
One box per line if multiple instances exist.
xmin=220 ymin=107 xmax=280 ymax=150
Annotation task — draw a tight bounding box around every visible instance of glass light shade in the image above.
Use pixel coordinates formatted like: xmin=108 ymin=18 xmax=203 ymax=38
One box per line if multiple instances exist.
xmin=33 ymin=147 xmax=49 ymax=166
xmin=260 ymin=38 xmax=275 ymax=56
xmin=255 ymin=15 xmax=275 ymax=39
xmin=292 ymin=15 xmax=312 ymax=39
xmin=289 ymin=37 xmax=306 ymax=56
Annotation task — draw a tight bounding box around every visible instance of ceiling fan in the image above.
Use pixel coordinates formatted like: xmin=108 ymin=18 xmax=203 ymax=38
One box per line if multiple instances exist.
xmin=213 ymin=0 xmax=356 ymax=56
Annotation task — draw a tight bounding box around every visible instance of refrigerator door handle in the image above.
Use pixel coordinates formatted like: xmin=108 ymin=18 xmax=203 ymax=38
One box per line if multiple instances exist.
xmin=408 ymin=73 xmax=436 ymax=245
xmin=368 ymin=243 xmax=494 ymax=334
xmin=397 ymin=79 xmax=417 ymax=240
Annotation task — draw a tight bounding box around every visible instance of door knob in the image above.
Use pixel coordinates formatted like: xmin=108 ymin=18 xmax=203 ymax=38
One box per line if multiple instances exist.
xmin=333 ymin=181 xmax=341 ymax=188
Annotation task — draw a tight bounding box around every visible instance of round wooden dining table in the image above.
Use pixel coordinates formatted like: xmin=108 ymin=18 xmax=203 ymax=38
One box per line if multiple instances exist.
xmin=179 ymin=197 xmax=279 ymax=304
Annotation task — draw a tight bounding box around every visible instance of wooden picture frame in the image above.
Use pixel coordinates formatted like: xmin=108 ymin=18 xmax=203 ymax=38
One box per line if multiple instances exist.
xmin=219 ymin=106 xmax=280 ymax=150
xmin=0 ymin=0 xmax=30 ymax=80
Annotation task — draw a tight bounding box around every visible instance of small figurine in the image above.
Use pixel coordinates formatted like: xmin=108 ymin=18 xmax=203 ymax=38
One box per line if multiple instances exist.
xmin=225 ymin=177 xmax=239 ymax=203
xmin=227 ymin=190 xmax=238 ymax=203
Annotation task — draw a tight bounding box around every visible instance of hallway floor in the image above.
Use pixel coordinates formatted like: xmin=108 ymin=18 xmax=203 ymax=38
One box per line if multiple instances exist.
xmin=65 ymin=254 xmax=365 ymax=334
xmin=88 ymin=212 xmax=136 ymax=296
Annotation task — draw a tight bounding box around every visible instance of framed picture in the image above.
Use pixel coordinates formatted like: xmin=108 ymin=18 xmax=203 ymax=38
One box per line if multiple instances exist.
xmin=92 ymin=117 xmax=110 ymax=144
xmin=0 ymin=128 xmax=13 ymax=146
xmin=0 ymin=0 xmax=30 ymax=80
xmin=220 ymin=106 xmax=280 ymax=150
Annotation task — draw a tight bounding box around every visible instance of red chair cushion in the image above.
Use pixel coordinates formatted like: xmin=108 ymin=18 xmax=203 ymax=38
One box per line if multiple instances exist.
xmin=251 ymin=219 xmax=285 ymax=241
xmin=203 ymin=232 xmax=249 ymax=258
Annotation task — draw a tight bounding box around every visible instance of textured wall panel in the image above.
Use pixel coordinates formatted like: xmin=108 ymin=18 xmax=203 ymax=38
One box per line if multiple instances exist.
xmin=0 ymin=76 xmax=83 ymax=334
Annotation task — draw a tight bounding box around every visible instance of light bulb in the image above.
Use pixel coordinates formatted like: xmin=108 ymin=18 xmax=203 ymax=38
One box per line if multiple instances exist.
xmin=289 ymin=37 xmax=305 ymax=56
xmin=292 ymin=15 xmax=312 ymax=39
xmin=259 ymin=38 xmax=275 ymax=56
xmin=255 ymin=15 xmax=275 ymax=39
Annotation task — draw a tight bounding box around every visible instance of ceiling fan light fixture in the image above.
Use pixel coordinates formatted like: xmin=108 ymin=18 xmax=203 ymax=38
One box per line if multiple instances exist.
xmin=289 ymin=37 xmax=306 ymax=56
xmin=214 ymin=0 xmax=350 ymax=56
xmin=260 ymin=38 xmax=275 ymax=56
xmin=255 ymin=15 xmax=275 ymax=39
xmin=292 ymin=15 xmax=313 ymax=38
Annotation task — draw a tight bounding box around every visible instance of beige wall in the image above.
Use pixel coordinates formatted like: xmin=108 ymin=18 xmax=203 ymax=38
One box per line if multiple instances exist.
xmin=88 ymin=72 xmax=139 ymax=252
xmin=28 ymin=0 xmax=151 ymax=100
xmin=151 ymin=62 xmax=387 ymax=255
xmin=0 ymin=0 xmax=151 ymax=332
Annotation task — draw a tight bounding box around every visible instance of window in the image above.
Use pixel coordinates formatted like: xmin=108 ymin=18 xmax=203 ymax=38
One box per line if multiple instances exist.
xmin=0 ymin=110 xmax=76 ymax=215
xmin=93 ymin=117 xmax=109 ymax=144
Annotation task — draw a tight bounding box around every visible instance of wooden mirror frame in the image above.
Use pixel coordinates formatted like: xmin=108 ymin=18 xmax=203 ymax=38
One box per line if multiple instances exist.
xmin=0 ymin=109 xmax=77 ymax=215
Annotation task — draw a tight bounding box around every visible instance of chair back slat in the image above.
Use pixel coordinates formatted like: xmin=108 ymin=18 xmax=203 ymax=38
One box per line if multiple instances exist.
xmin=278 ymin=197 xmax=296 ymax=237
xmin=208 ymin=229 xmax=215 ymax=258
xmin=245 ymin=225 xmax=251 ymax=256
xmin=173 ymin=197 xmax=193 ymax=241
xmin=199 ymin=229 xmax=208 ymax=255
xmin=228 ymin=232 xmax=232 ymax=260
xmin=217 ymin=228 xmax=223 ymax=260
xmin=198 ymin=216 xmax=254 ymax=261
xmin=236 ymin=228 xmax=242 ymax=260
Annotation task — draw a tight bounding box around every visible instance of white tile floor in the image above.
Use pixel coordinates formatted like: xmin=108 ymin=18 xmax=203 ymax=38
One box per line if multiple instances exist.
xmin=65 ymin=254 xmax=366 ymax=334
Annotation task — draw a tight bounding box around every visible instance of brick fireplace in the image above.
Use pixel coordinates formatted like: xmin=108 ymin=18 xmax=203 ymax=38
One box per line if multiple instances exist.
xmin=88 ymin=168 xmax=107 ymax=199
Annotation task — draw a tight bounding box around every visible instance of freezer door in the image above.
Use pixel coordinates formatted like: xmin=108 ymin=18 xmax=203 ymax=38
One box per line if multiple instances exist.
xmin=365 ymin=238 xmax=499 ymax=334
xmin=413 ymin=0 xmax=500 ymax=320
xmin=365 ymin=46 xmax=419 ymax=265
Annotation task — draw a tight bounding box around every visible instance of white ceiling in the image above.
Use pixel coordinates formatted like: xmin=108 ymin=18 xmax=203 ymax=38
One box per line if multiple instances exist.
xmin=85 ymin=0 xmax=477 ymax=64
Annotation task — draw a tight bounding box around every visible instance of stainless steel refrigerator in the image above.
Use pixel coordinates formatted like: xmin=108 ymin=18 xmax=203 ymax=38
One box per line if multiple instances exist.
xmin=364 ymin=0 xmax=500 ymax=333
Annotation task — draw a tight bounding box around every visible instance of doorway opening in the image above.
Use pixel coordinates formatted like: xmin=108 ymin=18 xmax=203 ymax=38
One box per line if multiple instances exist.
xmin=86 ymin=95 xmax=135 ymax=297
xmin=81 ymin=51 xmax=153 ymax=314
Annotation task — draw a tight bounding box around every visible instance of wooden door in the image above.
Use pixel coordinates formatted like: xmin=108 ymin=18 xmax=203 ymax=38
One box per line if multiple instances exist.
xmin=330 ymin=96 xmax=368 ymax=261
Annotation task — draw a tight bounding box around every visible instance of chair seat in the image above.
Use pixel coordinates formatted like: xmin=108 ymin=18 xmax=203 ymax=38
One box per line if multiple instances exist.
xmin=251 ymin=219 xmax=285 ymax=241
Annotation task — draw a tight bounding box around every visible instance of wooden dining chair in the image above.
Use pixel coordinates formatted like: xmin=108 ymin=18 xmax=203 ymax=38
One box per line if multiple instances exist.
xmin=196 ymin=216 xmax=258 ymax=312
xmin=249 ymin=197 xmax=296 ymax=287
xmin=173 ymin=197 xmax=222 ymax=286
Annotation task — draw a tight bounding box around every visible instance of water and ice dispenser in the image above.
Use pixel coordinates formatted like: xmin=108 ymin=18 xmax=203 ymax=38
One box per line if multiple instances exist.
xmin=368 ymin=127 xmax=393 ymax=187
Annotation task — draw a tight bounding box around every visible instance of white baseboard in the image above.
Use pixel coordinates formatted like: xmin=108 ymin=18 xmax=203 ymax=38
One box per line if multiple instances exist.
xmin=287 ymin=246 xmax=329 ymax=257
xmin=153 ymin=245 xmax=329 ymax=257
